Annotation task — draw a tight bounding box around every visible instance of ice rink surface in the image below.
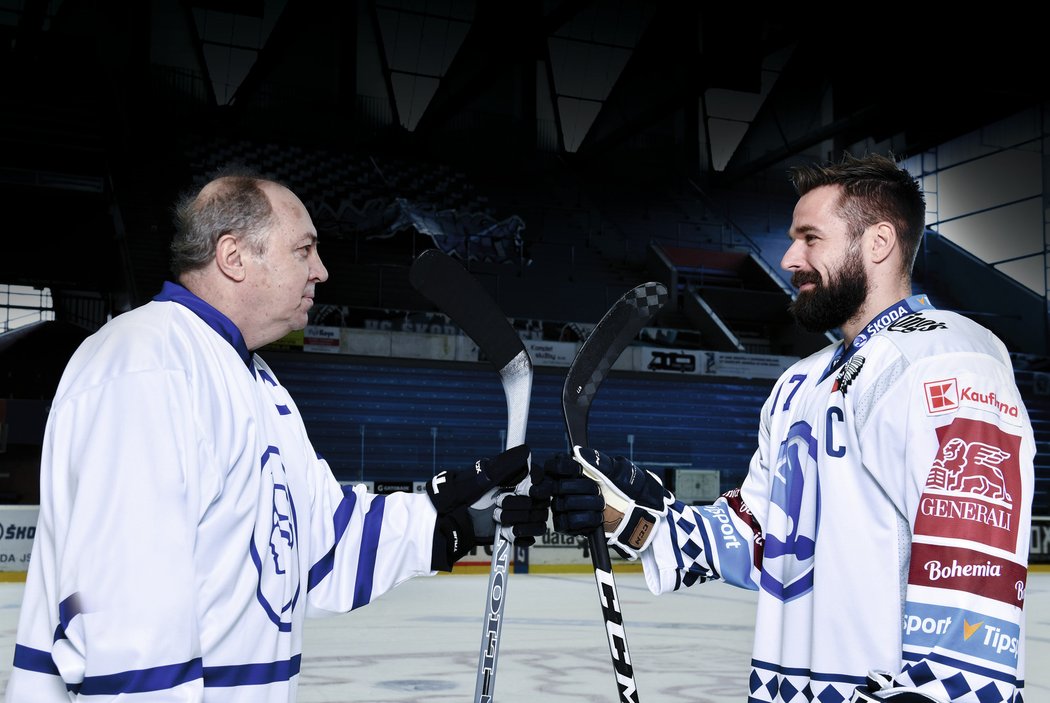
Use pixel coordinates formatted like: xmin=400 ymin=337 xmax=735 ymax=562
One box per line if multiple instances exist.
xmin=0 ymin=571 xmax=1046 ymax=702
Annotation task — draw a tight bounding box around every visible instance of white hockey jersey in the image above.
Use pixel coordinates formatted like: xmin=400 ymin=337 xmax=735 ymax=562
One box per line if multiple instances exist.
xmin=641 ymin=295 xmax=1033 ymax=703
xmin=7 ymin=282 xmax=438 ymax=702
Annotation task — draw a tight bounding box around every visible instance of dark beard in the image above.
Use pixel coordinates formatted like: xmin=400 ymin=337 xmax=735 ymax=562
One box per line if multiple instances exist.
xmin=788 ymin=250 xmax=868 ymax=333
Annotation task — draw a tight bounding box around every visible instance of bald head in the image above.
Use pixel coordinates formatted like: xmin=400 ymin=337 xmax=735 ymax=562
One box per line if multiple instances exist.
xmin=170 ymin=175 xmax=277 ymax=278
xmin=168 ymin=173 xmax=328 ymax=349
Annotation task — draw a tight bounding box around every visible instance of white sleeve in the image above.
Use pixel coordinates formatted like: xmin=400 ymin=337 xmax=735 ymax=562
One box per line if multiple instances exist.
xmin=9 ymin=369 xmax=206 ymax=702
xmin=302 ymin=468 xmax=438 ymax=617
xmin=640 ymin=380 xmax=776 ymax=595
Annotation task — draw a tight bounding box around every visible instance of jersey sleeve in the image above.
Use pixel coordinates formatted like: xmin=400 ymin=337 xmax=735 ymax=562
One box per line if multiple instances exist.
xmin=640 ymin=377 xmax=778 ymax=595
xmin=8 ymin=369 xmax=208 ymax=702
xmin=300 ymin=463 xmax=437 ymax=617
xmin=858 ymin=349 xmax=1033 ymax=702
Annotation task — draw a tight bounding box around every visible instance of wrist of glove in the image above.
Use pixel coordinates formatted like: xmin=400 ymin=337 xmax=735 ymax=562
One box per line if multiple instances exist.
xmin=546 ymin=447 xmax=673 ymax=560
xmin=427 ymin=444 xmax=551 ymax=571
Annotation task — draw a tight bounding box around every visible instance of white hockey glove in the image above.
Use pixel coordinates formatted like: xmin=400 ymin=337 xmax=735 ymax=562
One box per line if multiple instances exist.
xmin=572 ymin=446 xmax=674 ymax=559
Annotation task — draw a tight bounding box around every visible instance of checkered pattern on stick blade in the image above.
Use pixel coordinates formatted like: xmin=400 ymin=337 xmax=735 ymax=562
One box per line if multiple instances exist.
xmin=562 ymin=282 xmax=668 ymax=445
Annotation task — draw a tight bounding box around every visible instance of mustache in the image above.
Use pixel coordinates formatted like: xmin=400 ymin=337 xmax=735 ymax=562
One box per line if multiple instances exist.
xmin=791 ymin=270 xmax=822 ymax=288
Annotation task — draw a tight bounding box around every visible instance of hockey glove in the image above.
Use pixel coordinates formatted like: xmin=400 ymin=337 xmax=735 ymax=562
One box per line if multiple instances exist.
xmin=849 ymin=672 xmax=942 ymax=702
xmin=545 ymin=452 xmax=605 ymax=535
xmin=426 ymin=444 xmax=549 ymax=571
xmin=573 ymin=446 xmax=673 ymax=559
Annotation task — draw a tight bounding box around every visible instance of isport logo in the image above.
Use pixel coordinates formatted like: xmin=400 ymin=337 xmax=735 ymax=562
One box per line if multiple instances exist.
xmin=760 ymin=422 xmax=820 ymax=602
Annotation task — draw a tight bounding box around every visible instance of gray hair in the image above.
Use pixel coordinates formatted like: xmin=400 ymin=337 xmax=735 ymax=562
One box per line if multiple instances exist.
xmin=169 ymin=169 xmax=278 ymax=277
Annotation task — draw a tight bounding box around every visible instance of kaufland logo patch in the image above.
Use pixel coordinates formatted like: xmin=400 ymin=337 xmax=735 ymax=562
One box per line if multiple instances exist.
xmin=924 ymin=379 xmax=959 ymax=414
xmin=924 ymin=378 xmax=1021 ymax=424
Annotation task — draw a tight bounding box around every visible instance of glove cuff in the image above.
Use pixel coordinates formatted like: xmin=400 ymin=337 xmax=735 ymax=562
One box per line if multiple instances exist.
xmin=607 ymin=506 xmax=661 ymax=559
xmin=431 ymin=505 xmax=477 ymax=572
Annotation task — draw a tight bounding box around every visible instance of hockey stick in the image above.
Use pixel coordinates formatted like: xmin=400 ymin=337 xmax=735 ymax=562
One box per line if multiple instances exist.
xmin=561 ymin=282 xmax=669 ymax=703
xmin=408 ymin=249 xmax=532 ymax=703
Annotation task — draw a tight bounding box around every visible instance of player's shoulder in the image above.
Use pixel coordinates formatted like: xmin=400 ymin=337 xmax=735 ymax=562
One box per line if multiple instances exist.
xmin=873 ymin=308 xmax=1009 ymax=364
xmin=771 ymin=341 xmax=839 ymax=388
xmin=55 ymin=301 xmax=204 ymax=397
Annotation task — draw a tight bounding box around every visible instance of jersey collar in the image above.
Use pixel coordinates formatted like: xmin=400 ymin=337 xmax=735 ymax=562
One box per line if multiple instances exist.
xmin=155 ymin=281 xmax=253 ymax=369
xmin=819 ymin=293 xmax=935 ymax=383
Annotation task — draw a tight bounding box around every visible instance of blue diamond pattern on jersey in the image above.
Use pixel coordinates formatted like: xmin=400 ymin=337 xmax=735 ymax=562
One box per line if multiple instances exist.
xmin=942 ymin=672 xmax=972 ymax=699
xmin=976 ymin=684 xmax=1005 ymax=703
xmin=815 ymin=686 xmax=846 ymax=703
xmin=667 ymin=502 xmax=711 ymax=585
xmin=906 ymin=662 xmax=937 ymax=687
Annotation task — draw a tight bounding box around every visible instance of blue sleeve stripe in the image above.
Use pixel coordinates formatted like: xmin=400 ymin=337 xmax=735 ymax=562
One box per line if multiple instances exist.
xmin=12 ymin=651 xmax=304 ymax=694
xmin=76 ymin=658 xmax=204 ymax=696
xmin=57 ymin=592 xmax=83 ymax=633
xmin=307 ymin=487 xmax=359 ymax=591
xmin=352 ymin=496 xmax=386 ymax=610
xmin=12 ymin=644 xmax=60 ymax=676
xmin=203 ymin=654 xmax=301 ymax=688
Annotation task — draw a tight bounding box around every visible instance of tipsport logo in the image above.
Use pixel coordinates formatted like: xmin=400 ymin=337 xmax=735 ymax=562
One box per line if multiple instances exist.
xmin=903 ymin=603 xmax=1020 ymax=667
xmin=760 ymin=422 xmax=819 ymax=602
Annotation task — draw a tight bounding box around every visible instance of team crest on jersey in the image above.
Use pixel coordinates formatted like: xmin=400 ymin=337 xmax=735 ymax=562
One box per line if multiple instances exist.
xmin=761 ymin=421 xmax=820 ymax=602
xmin=915 ymin=418 xmax=1023 ymax=552
xmin=832 ymin=355 xmax=865 ymax=394
xmin=249 ymin=445 xmax=302 ymax=631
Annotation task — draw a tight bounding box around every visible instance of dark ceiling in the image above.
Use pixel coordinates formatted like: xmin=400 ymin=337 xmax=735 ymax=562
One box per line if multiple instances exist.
xmin=2 ymin=1 xmax=1047 ymax=308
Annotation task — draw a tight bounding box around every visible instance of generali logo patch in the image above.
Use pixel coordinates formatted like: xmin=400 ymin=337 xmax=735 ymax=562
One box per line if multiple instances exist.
xmin=914 ymin=418 xmax=1023 ymax=552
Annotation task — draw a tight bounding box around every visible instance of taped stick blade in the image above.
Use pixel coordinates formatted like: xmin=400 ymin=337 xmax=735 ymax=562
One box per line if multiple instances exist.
xmin=562 ymin=282 xmax=669 ymax=447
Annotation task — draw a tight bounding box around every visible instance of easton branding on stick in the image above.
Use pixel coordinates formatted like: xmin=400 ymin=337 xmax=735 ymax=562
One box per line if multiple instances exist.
xmin=410 ymin=250 xmax=533 ymax=703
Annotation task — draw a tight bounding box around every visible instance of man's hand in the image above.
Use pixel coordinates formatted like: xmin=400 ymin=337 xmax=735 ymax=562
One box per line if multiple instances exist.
xmin=545 ymin=446 xmax=673 ymax=559
xmin=426 ymin=445 xmax=550 ymax=571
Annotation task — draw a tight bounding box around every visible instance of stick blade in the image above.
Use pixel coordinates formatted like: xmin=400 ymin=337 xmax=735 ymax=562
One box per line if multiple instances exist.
xmin=409 ymin=249 xmax=526 ymax=370
xmin=562 ymin=282 xmax=669 ymax=447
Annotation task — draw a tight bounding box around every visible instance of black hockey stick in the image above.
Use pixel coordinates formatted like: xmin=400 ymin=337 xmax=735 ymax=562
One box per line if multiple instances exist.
xmin=562 ymin=282 xmax=669 ymax=703
xmin=409 ymin=249 xmax=533 ymax=703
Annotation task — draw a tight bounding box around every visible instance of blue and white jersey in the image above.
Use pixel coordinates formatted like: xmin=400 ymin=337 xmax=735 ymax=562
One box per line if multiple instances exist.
xmin=641 ymin=296 xmax=1033 ymax=703
xmin=7 ymin=282 xmax=437 ymax=702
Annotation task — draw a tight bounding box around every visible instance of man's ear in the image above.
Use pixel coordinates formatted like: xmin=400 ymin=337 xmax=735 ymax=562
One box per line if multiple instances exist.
xmin=215 ymin=233 xmax=246 ymax=282
xmin=868 ymin=222 xmax=897 ymax=265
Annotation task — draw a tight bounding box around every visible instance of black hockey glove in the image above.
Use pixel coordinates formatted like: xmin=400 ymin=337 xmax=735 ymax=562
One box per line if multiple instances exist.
xmin=426 ymin=444 xmax=550 ymax=571
xmin=546 ymin=447 xmax=673 ymax=559
xmin=545 ymin=452 xmax=605 ymax=535
xmin=849 ymin=672 xmax=942 ymax=702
